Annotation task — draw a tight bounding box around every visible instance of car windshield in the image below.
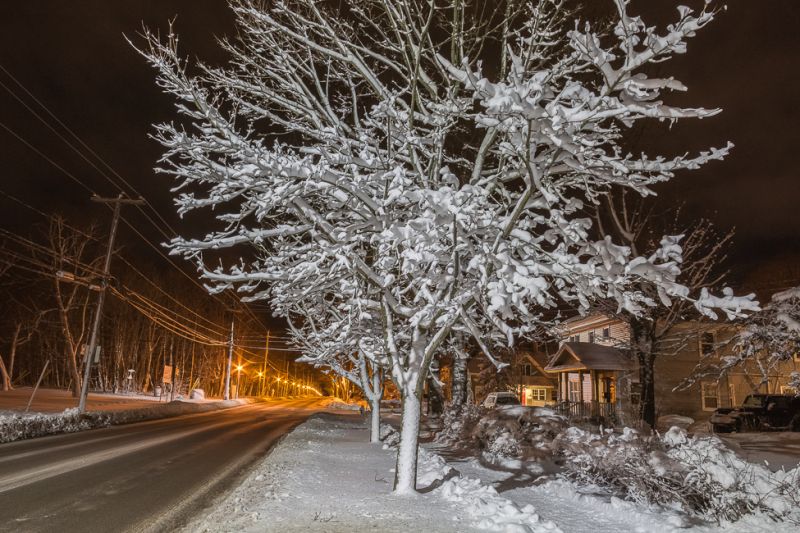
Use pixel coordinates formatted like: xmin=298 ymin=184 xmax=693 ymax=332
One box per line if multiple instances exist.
xmin=496 ymin=396 xmax=520 ymax=405
xmin=742 ymin=395 xmax=765 ymax=408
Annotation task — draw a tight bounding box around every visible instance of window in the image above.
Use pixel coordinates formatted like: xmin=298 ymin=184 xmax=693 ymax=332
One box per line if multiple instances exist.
xmin=522 ymin=364 xmax=532 ymax=377
xmin=700 ymin=332 xmax=715 ymax=356
xmin=781 ymin=385 xmax=798 ymax=395
xmin=568 ymin=378 xmax=581 ymax=402
xmin=588 ymin=331 xmax=595 ymax=343
xmin=530 ymin=388 xmax=548 ymax=402
xmin=701 ymin=382 xmax=719 ymax=411
xmin=570 ymin=335 xmax=580 ymax=343
xmin=602 ymin=327 xmax=610 ymax=339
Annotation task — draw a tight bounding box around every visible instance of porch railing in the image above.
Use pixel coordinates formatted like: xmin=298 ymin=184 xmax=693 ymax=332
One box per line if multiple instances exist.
xmin=553 ymin=400 xmax=616 ymax=421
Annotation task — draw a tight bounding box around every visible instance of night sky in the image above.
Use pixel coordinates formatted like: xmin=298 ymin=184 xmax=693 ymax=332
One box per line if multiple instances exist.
xmin=1 ymin=1 xmax=798 ymax=292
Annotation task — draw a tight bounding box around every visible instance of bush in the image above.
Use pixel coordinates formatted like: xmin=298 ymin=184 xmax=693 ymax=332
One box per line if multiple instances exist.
xmin=554 ymin=426 xmax=800 ymax=524
xmin=0 ymin=408 xmax=111 ymax=443
xmin=437 ymin=404 xmax=568 ymax=462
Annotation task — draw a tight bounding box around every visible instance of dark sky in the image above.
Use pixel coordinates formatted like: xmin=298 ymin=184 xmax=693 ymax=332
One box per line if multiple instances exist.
xmin=0 ymin=1 xmax=798 ymax=291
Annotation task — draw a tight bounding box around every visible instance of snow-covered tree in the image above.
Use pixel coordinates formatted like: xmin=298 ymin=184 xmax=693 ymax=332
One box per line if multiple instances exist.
xmin=287 ymin=295 xmax=386 ymax=443
xmin=690 ymin=287 xmax=800 ymax=392
xmin=592 ymin=192 xmax=753 ymax=427
xmin=137 ymin=0 xmax=755 ymax=493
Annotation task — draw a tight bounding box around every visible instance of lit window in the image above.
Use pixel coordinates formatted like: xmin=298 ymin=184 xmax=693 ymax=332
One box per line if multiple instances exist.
xmin=529 ymin=388 xmax=548 ymax=402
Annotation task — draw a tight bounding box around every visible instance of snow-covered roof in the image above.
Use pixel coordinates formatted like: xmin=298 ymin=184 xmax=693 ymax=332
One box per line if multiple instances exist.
xmin=544 ymin=342 xmax=633 ymax=372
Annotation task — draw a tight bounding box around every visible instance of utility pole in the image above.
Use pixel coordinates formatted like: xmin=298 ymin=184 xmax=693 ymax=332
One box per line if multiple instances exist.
xmin=262 ymin=331 xmax=269 ymax=397
xmin=224 ymin=320 xmax=234 ymax=400
xmin=169 ymin=337 xmax=175 ymax=402
xmin=78 ymin=194 xmax=144 ymax=413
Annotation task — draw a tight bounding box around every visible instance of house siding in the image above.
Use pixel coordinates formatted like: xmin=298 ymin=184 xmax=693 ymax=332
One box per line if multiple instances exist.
xmin=559 ymin=316 xmax=797 ymax=424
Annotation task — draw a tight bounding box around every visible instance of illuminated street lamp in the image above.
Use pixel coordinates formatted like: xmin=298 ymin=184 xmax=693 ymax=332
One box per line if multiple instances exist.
xmin=235 ymin=364 xmax=244 ymax=398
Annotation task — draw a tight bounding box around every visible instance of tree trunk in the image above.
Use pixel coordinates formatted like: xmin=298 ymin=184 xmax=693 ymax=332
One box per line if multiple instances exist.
xmin=370 ymin=395 xmax=381 ymax=443
xmin=427 ymin=376 xmax=444 ymax=416
xmin=630 ymin=319 xmax=657 ymax=429
xmin=394 ymin=391 xmax=421 ymax=494
xmin=370 ymin=369 xmax=382 ymax=443
xmin=638 ymin=350 xmax=656 ymax=429
xmin=68 ymin=349 xmax=81 ymax=397
xmin=450 ymin=354 xmax=468 ymax=408
xmin=0 ymin=355 xmax=11 ymax=391
xmin=7 ymin=323 xmax=22 ymax=388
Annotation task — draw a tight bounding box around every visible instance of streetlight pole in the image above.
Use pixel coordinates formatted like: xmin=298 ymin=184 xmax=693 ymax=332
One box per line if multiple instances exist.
xmin=78 ymin=194 xmax=144 ymax=413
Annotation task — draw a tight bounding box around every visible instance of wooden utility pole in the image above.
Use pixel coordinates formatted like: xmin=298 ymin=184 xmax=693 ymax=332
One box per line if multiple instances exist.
xmin=78 ymin=194 xmax=144 ymax=413
xmin=224 ymin=320 xmax=234 ymax=400
xmin=261 ymin=331 xmax=269 ymax=397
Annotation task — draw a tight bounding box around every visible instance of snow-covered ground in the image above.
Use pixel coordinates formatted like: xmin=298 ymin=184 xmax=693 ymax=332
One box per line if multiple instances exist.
xmin=184 ymin=413 xmax=559 ymax=532
xmin=187 ymin=413 xmax=799 ymax=533
xmin=319 ymin=397 xmax=364 ymax=411
xmin=719 ymin=432 xmax=800 ymax=472
xmin=0 ymin=387 xmax=170 ymax=414
xmin=436 ymin=451 xmax=798 ymax=533
xmin=0 ymin=397 xmax=252 ymax=443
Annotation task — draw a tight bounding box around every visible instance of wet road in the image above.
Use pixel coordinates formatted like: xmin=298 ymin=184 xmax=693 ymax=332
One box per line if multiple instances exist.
xmin=0 ymin=398 xmax=324 ymax=532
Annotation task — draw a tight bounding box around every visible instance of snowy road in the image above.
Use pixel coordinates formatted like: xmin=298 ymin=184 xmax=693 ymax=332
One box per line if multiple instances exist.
xmin=0 ymin=398 xmax=324 ymax=532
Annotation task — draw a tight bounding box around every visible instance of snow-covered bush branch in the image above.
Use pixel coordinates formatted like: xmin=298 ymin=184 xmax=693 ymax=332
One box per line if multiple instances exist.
xmin=555 ymin=426 xmax=800 ymax=523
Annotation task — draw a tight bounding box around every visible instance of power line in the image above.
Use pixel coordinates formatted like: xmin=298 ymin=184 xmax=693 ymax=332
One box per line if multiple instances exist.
xmin=0 ymin=110 xmax=269 ymax=337
xmin=0 ymin=66 xmax=273 ymax=336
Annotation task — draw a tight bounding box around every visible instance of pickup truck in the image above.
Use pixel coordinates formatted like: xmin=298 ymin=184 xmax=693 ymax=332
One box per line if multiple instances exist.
xmin=711 ymin=394 xmax=800 ymax=433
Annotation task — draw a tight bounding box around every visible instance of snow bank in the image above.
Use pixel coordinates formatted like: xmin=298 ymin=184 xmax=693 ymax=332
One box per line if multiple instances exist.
xmin=0 ymin=398 xmax=250 ymax=443
xmin=320 ymin=397 xmax=363 ymax=411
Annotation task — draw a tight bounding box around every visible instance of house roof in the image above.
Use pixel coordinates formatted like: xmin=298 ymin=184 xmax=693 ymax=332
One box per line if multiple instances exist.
xmin=544 ymin=342 xmax=633 ymax=372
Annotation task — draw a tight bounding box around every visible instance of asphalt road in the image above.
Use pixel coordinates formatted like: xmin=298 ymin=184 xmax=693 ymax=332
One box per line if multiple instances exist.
xmin=0 ymin=398 xmax=325 ymax=532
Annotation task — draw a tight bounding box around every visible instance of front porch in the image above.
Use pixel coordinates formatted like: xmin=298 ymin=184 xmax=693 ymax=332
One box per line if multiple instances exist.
xmin=545 ymin=342 xmax=634 ymax=423
xmin=553 ymin=399 xmax=617 ymax=420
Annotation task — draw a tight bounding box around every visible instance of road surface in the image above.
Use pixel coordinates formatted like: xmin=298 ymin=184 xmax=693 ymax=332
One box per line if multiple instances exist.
xmin=0 ymin=398 xmax=324 ymax=532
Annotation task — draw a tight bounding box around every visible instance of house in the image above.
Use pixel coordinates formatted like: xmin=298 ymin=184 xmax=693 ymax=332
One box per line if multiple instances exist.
xmin=467 ymin=342 xmax=558 ymax=407
xmin=516 ymin=346 xmax=558 ymax=406
xmin=548 ymin=314 xmax=799 ymax=423
xmin=545 ymin=341 xmax=634 ymax=420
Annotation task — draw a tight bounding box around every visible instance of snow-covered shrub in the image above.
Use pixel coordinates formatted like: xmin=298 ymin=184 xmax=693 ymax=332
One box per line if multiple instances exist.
xmin=435 ymin=403 xmax=483 ymax=446
xmin=0 ymin=408 xmax=111 ymax=443
xmin=438 ymin=405 xmax=567 ymax=462
xmin=554 ymin=426 xmax=800 ymax=524
xmin=380 ymin=423 xmax=401 ymax=448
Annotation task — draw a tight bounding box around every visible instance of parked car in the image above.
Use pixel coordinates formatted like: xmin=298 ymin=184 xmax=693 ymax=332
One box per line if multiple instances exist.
xmin=482 ymin=392 xmax=521 ymax=409
xmin=711 ymin=394 xmax=800 ymax=433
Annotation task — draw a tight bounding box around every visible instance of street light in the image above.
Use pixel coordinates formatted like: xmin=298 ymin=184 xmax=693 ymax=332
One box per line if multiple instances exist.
xmin=235 ymin=364 xmax=244 ymax=398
